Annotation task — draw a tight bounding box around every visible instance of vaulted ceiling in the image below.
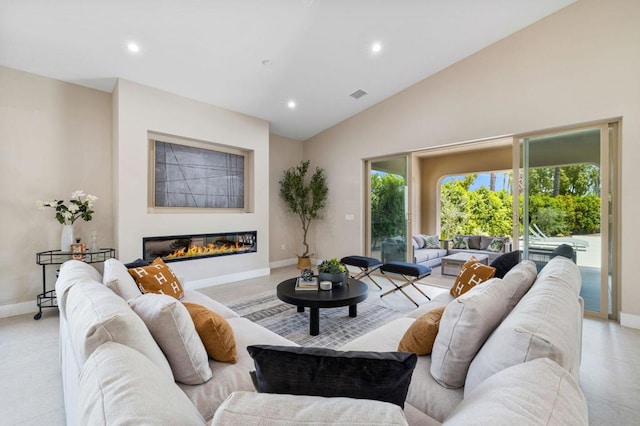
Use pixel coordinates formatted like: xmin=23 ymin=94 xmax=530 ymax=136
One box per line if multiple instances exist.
xmin=0 ymin=0 xmax=575 ymax=140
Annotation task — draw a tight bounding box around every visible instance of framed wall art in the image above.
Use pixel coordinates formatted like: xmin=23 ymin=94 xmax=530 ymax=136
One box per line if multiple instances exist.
xmin=148 ymin=132 xmax=252 ymax=211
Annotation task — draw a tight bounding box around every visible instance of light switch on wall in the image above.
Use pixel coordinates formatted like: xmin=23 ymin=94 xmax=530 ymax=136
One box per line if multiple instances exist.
xmin=345 ymin=214 xmax=354 ymax=221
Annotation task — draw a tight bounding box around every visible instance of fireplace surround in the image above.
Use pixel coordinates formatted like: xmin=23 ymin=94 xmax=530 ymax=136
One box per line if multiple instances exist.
xmin=142 ymin=231 xmax=257 ymax=263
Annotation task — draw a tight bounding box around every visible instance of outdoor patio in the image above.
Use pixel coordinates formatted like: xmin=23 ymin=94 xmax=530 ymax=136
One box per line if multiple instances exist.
xmin=373 ymin=233 xmax=607 ymax=314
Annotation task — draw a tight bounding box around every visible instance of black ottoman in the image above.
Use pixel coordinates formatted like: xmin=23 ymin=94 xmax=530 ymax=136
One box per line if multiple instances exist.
xmin=341 ymin=256 xmax=383 ymax=289
xmin=380 ymin=261 xmax=431 ymax=307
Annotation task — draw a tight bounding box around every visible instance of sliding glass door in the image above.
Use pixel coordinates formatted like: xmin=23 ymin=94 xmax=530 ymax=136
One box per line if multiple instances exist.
xmin=516 ymin=124 xmax=617 ymax=319
xmin=366 ymin=156 xmax=410 ymax=262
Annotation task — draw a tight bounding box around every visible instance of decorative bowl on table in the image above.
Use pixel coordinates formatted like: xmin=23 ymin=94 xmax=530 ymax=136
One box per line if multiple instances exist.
xmin=317 ymin=258 xmax=348 ymax=288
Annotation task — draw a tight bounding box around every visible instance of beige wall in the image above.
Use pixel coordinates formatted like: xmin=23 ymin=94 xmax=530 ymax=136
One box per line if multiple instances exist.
xmin=303 ymin=0 xmax=640 ymax=325
xmin=419 ymin=145 xmax=513 ymax=234
xmin=269 ymin=134 xmax=304 ymax=265
xmin=113 ymin=79 xmax=270 ymax=288
xmin=0 ymin=66 xmax=113 ymax=316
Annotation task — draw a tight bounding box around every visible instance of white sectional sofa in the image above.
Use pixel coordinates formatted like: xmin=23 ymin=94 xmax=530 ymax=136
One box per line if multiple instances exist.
xmin=55 ymin=256 xmax=588 ymax=425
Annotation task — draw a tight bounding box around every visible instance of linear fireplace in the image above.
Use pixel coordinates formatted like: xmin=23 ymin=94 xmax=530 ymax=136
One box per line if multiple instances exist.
xmin=142 ymin=231 xmax=257 ymax=263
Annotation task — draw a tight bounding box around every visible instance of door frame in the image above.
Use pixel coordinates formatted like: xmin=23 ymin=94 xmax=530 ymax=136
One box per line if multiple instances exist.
xmin=364 ymin=154 xmax=413 ymax=261
xmin=513 ymin=120 xmax=619 ymax=320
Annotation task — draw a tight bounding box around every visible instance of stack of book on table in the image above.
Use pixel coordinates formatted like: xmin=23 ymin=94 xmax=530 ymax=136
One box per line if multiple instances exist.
xmin=295 ymin=276 xmax=318 ymax=291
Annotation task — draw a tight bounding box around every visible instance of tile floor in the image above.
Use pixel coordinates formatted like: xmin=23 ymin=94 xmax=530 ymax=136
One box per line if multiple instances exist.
xmin=1 ymin=265 xmax=639 ymax=425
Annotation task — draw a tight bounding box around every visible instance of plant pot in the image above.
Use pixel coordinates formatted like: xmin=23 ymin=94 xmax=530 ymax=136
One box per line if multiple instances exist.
xmin=297 ymin=256 xmax=311 ymax=270
xmin=318 ymin=271 xmax=347 ymax=288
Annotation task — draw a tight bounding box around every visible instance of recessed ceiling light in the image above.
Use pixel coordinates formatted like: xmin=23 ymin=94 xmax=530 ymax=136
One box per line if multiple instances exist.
xmin=126 ymin=42 xmax=140 ymax=53
xmin=371 ymin=42 xmax=382 ymax=54
xmin=287 ymin=100 xmax=296 ymax=109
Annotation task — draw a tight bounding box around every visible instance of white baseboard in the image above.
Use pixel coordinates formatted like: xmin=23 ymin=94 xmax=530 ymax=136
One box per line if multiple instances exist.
xmin=184 ymin=267 xmax=271 ymax=290
xmin=0 ymin=300 xmax=39 ymax=319
xmin=269 ymin=257 xmax=321 ymax=269
xmin=620 ymin=312 xmax=640 ymax=329
xmin=269 ymin=258 xmax=298 ymax=269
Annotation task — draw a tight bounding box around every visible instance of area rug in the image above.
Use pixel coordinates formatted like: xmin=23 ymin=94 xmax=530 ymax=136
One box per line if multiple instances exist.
xmin=227 ymin=291 xmax=407 ymax=349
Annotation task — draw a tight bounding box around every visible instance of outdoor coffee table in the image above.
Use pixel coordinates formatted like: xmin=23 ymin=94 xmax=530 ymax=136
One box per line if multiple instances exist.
xmin=276 ymin=277 xmax=368 ymax=336
xmin=441 ymin=252 xmax=489 ymax=276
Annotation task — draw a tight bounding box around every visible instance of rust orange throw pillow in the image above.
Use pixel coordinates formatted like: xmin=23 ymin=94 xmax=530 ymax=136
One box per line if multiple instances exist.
xmin=128 ymin=257 xmax=184 ymax=299
xmin=182 ymin=302 xmax=237 ymax=364
xmin=398 ymin=307 xmax=445 ymax=355
xmin=450 ymin=257 xmax=496 ymax=298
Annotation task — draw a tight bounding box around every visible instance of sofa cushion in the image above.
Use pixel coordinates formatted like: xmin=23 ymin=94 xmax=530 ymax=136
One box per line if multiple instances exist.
xmin=450 ymin=258 xmax=496 ymax=298
xmin=445 ymin=358 xmax=588 ymax=426
xmin=103 ymin=258 xmax=143 ymax=301
xmin=129 ymin=293 xmax=212 ymax=385
xmin=123 ymin=258 xmax=151 ymax=268
xmin=501 ymin=260 xmax=538 ymax=313
xmin=414 ymin=248 xmax=447 ymax=264
xmin=247 ymin=345 xmax=417 ymax=408
xmin=78 ymin=342 xmax=205 ymax=426
xmin=128 ymin=257 xmax=184 ymax=299
xmin=431 ymin=278 xmax=510 ymax=388
xmin=467 ymin=236 xmax=481 ymax=250
xmin=216 ymin=391 xmax=411 ymax=426
xmin=178 ymin=317 xmax=297 ymax=422
xmin=212 ymin=391 xmax=410 ymax=426
xmin=183 ymin=302 xmax=237 ymax=363
xmin=452 ymin=236 xmax=469 ymax=249
xmin=65 ymin=280 xmax=173 ymax=380
xmin=413 ymin=235 xmax=426 ymax=248
xmin=489 ymin=250 xmax=521 ymax=279
xmin=464 ymin=257 xmax=582 ymax=396
xmin=422 ymin=234 xmax=441 ymax=249
xmin=551 ymin=243 xmax=576 ymax=260
xmin=534 ymin=256 xmax=582 ymax=296
xmin=480 ymin=236 xmax=494 ymax=250
xmin=340 ymin=318 xmax=464 ymax=421
xmin=487 ymin=237 xmax=505 ymax=252
xmin=398 ymin=306 xmax=445 ymax=355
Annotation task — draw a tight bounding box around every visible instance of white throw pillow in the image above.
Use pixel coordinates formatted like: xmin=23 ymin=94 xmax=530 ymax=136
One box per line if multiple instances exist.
xmin=129 ymin=293 xmax=212 ymax=385
xmin=78 ymin=342 xmax=205 ymax=425
xmin=65 ymin=280 xmax=173 ymax=380
xmin=431 ymin=277 xmax=511 ymax=388
xmin=501 ymin=260 xmax=537 ymax=313
xmin=444 ymin=358 xmax=588 ymax=425
xmin=102 ymin=258 xmax=142 ymax=301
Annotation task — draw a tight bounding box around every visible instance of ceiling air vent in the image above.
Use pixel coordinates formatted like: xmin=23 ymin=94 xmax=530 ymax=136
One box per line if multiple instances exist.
xmin=349 ymin=89 xmax=368 ymax=99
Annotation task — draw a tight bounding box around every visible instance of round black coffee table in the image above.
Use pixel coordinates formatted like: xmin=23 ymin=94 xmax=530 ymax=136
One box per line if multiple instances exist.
xmin=277 ymin=277 xmax=368 ymax=336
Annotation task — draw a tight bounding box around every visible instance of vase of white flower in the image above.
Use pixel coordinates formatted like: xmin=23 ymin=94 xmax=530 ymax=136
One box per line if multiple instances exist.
xmin=37 ymin=190 xmax=98 ymax=252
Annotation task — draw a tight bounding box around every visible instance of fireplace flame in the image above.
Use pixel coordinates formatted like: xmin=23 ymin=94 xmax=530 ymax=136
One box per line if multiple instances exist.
xmin=164 ymin=242 xmax=251 ymax=260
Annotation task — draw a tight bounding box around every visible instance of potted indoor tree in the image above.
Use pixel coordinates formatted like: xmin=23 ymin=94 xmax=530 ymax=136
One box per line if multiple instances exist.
xmin=279 ymin=160 xmax=328 ymax=269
